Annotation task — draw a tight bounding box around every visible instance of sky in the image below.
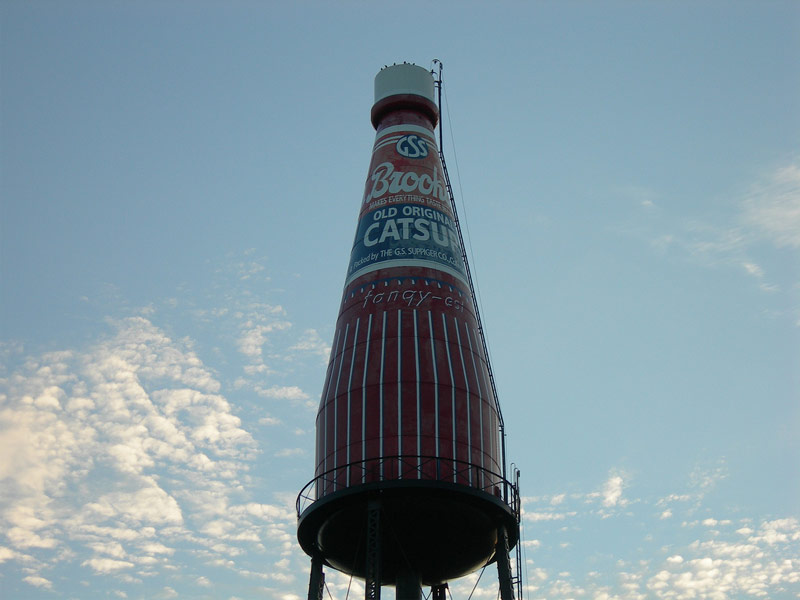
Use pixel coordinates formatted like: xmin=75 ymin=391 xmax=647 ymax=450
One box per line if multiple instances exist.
xmin=1 ymin=1 xmax=799 ymax=599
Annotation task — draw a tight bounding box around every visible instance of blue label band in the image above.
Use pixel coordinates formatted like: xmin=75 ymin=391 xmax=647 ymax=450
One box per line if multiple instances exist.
xmin=346 ymin=203 xmax=467 ymax=285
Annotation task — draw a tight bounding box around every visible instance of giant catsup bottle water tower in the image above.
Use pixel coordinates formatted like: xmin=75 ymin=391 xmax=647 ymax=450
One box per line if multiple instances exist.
xmin=297 ymin=62 xmax=520 ymax=600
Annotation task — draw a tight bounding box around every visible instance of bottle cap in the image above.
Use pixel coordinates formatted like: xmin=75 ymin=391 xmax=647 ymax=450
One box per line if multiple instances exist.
xmin=374 ymin=63 xmax=435 ymax=104
xmin=371 ymin=63 xmax=438 ymax=128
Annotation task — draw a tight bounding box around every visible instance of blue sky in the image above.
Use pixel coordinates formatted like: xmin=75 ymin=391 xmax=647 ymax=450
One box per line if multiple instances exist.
xmin=1 ymin=1 xmax=798 ymax=599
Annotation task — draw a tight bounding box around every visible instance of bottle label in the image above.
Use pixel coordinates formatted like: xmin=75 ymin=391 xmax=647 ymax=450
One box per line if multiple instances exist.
xmin=346 ymin=125 xmax=467 ymax=285
xmin=347 ymin=202 xmax=467 ymax=284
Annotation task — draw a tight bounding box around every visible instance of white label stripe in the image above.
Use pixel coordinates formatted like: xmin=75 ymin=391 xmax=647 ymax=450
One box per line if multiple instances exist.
xmin=321 ymin=327 xmax=342 ymax=482
xmin=379 ymin=311 xmax=387 ymax=479
xmin=346 ymin=318 xmax=360 ymax=488
xmin=332 ymin=323 xmax=350 ymax=491
xmin=453 ymin=316 xmax=472 ymax=486
xmin=361 ymin=314 xmax=372 ymax=484
xmin=428 ymin=311 xmax=439 ymax=459
xmin=413 ymin=309 xmax=421 ymax=476
xmin=346 ymin=259 xmax=468 ymax=287
xmin=440 ymin=312 xmax=457 ymax=482
xmin=397 ymin=309 xmax=402 ymax=475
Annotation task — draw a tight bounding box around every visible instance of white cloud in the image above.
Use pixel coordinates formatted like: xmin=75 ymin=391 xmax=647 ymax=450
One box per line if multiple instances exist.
xmin=238 ymin=324 xmax=274 ymax=359
xmin=634 ymin=159 xmax=799 ymax=306
xmin=6 ymin=527 xmax=58 ymax=549
xmin=518 ymin=483 xmax=800 ymax=599
xmin=140 ymin=542 xmax=175 ymax=556
xmin=689 ymin=460 xmax=727 ymax=493
xmin=82 ymin=558 xmax=136 ymax=574
xmin=85 ymin=481 xmax=183 ymax=527
xmin=274 ymin=448 xmax=305 ymax=458
xmin=237 ymin=318 xmax=292 ymax=360
xmin=289 ymin=329 xmax=331 ymax=360
xmin=667 ymin=555 xmax=684 ymax=564
xmin=525 ymin=511 xmax=571 ymax=522
xmin=586 ymin=472 xmax=629 ymax=511
xmin=741 ymin=161 xmax=800 ymax=248
xmin=0 ymin=316 xmax=275 ymax=588
xmin=87 ymin=541 xmax=127 ymax=559
xmin=160 ymin=586 xmax=178 ymax=599
xmin=236 ymin=260 xmax=267 ymax=281
xmin=235 ymin=502 xmax=294 ymax=522
xmin=23 ymin=575 xmax=53 ymax=589
xmin=0 ymin=546 xmax=16 ymax=563
xmin=740 ymin=261 xmax=782 ymax=293
xmin=750 ymin=517 xmax=800 ymax=546
xmin=601 ymin=474 xmax=625 ymax=507
xmin=645 ymin=527 xmax=800 ymax=599
xmin=657 ymin=493 xmax=692 ymax=505
xmin=258 ymin=385 xmax=310 ymax=401
xmin=741 ymin=261 xmax=764 ymax=278
xmin=0 ymin=276 xmax=316 ymax=593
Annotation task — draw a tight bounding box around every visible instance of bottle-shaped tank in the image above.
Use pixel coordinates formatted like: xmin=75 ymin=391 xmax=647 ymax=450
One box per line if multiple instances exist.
xmin=297 ymin=63 xmax=518 ymax=588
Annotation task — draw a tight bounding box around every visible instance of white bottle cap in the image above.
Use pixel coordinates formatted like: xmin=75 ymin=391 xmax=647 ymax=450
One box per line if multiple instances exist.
xmin=374 ymin=63 xmax=435 ymax=105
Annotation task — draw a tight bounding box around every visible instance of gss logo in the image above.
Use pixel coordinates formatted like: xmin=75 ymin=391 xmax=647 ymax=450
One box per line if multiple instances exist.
xmin=395 ymin=134 xmax=429 ymax=159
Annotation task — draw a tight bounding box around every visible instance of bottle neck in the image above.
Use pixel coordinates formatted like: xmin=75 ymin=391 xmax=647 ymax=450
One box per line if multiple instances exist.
xmin=371 ymin=94 xmax=439 ymax=130
xmin=374 ymin=110 xmax=436 ymax=138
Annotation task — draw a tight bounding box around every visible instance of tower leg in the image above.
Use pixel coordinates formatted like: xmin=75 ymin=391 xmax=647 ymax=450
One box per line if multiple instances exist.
xmin=432 ymin=583 xmax=448 ymax=600
xmin=307 ymin=554 xmax=325 ymax=600
xmin=496 ymin=525 xmax=516 ymax=600
xmin=396 ymin=567 xmax=421 ymax=600
xmin=365 ymin=499 xmax=381 ymax=600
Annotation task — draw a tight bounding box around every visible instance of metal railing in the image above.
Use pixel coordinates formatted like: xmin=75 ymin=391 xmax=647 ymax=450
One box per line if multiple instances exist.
xmin=296 ymin=454 xmax=520 ymax=522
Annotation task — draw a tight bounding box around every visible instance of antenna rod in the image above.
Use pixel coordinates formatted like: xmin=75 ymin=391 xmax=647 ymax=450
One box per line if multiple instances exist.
xmin=433 ymin=59 xmax=444 ymax=154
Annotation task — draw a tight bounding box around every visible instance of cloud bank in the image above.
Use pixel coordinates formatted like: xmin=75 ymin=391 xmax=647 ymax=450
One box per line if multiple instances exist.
xmin=0 ymin=315 xmax=301 ymax=594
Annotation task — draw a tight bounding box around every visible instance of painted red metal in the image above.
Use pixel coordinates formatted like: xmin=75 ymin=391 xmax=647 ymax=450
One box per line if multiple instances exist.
xmin=313 ymin=68 xmax=503 ymax=499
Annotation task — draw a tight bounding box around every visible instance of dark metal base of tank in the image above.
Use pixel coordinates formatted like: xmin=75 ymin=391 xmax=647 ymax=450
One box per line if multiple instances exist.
xmin=297 ymin=479 xmax=519 ymax=586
